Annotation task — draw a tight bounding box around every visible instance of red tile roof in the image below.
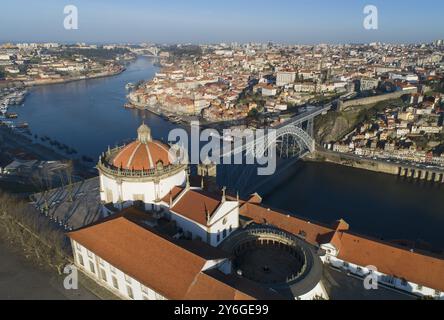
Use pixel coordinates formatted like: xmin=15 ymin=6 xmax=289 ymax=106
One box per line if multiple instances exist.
xmin=184 ymin=272 xmax=255 ymax=300
xmin=184 ymin=269 xmax=283 ymax=300
xmin=336 ymin=232 xmax=444 ymax=292
xmin=239 ymin=202 xmax=334 ymax=245
xmin=161 ymin=186 xmax=183 ymax=204
xmin=68 ymin=208 xmax=220 ymax=299
xmin=171 ymin=189 xmax=222 ymax=226
xmin=240 ymin=201 xmax=444 ymax=292
xmin=68 ymin=207 xmax=279 ymax=300
xmin=112 ymin=140 xmax=171 ymax=171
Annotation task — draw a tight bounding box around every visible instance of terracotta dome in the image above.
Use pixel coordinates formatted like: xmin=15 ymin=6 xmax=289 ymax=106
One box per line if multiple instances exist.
xmin=112 ymin=124 xmax=171 ymax=171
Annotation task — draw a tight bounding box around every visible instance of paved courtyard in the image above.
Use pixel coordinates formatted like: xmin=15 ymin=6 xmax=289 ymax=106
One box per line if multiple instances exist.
xmin=236 ymin=245 xmax=303 ymax=284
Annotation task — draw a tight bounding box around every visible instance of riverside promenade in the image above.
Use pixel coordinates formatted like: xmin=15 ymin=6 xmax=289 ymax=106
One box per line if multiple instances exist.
xmin=309 ymin=149 xmax=444 ymax=183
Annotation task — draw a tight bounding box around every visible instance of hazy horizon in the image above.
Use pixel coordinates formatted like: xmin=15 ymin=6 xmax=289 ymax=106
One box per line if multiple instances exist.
xmin=1 ymin=0 xmax=444 ymax=45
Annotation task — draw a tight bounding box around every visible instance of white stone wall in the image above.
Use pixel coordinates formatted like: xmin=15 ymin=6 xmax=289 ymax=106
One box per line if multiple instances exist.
xmin=325 ymin=254 xmax=444 ymax=300
xmin=203 ymin=259 xmax=232 ymax=275
xmin=72 ymin=240 xmax=233 ymax=300
xmin=298 ymin=282 xmax=329 ymax=300
xmin=208 ymin=202 xmax=240 ymax=247
xmin=100 ymin=170 xmax=186 ymax=205
xmin=170 ymin=200 xmax=240 ymax=247
xmin=72 ymin=240 xmax=167 ymax=300
xmin=171 ymin=212 xmax=209 ymax=242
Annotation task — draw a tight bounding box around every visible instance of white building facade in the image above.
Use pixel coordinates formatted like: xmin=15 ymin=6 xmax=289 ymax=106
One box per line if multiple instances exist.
xmin=72 ymin=240 xmax=167 ymax=300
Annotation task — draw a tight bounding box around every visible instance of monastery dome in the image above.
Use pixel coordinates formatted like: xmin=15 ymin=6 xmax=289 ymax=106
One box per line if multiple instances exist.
xmin=112 ymin=124 xmax=172 ymax=171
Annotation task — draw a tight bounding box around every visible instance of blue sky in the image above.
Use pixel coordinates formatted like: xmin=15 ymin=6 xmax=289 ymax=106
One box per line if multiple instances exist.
xmin=1 ymin=0 xmax=443 ymax=44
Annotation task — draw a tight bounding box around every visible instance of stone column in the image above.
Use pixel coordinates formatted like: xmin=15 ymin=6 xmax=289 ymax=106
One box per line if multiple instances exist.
xmin=413 ymin=170 xmax=420 ymax=179
xmin=427 ymin=171 xmax=433 ymax=182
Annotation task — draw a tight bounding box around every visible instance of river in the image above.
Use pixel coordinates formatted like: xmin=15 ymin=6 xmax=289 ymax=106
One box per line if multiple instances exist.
xmin=16 ymin=57 xmax=177 ymax=159
xmin=11 ymin=57 xmax=444 ymax=249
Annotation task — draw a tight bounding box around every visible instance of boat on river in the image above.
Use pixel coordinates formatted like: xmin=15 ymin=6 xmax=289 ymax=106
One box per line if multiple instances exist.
xmin=170 ymin=116 xmax=182 ymax=124
xmin=5 ymin=112 xmax=18 ymax=119
xmin=125 ymin=83 xmax=136 ymax=91
xmin=16 ymin=122 xmax=29 ymax=129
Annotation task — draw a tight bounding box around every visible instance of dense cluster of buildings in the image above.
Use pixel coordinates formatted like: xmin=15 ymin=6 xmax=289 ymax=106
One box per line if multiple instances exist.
xmin=128 ymin=42 xmax=444 ymax=126
xmin=331 ymin=93 xmax=444 ymax=166
xmin=128 ymin=48 xmax=253 ymax=120
xmin=0 ymin=42 xmax=131 ymax=85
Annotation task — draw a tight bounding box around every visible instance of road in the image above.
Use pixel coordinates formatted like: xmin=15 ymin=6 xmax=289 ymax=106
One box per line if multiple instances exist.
xmin=0 ymin=238 xmax=98 ymax=300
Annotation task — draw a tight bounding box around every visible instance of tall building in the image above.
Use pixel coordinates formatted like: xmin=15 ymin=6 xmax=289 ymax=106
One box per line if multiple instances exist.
xmin=276 ymin=71 xmax=296 ymax=87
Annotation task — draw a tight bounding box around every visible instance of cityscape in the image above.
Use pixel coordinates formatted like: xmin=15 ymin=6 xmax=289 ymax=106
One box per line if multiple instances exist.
xmin=0 ymin=0 xmax=444 ymax=309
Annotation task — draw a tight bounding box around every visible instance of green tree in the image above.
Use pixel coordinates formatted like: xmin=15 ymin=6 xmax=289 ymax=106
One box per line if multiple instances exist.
xmin=248 ymin=108 xmax=259 ymax=119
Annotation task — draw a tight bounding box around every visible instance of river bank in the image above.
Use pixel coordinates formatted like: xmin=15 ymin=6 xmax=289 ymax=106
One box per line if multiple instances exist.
xmin=126 ymin=99 xmax=200 ymax=126
xmin=0 ymin=126 xmax=97 ymax=185
xmin=2 ymin=67 xmax=126 ymax=89
xmin=308 ymin=149 xmax=444 ymax=183
xmin=23 ymin=67 xmax=126 ymax=87
xmin=127 ymin=99 xmax=247 ymax=131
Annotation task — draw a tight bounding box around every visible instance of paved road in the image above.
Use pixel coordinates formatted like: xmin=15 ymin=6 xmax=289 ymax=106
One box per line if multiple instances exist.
xmin=0 ymin=239 xmax=98 ymax=300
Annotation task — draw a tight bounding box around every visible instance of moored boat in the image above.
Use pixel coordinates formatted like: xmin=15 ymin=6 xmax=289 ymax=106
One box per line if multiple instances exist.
xmin=125 ymin=83 xmax=136 ymax=90
xmin=5 ymin=112 xmax=18 ymax=119
xmin=16 ymin=122 xmax=29 ymax=129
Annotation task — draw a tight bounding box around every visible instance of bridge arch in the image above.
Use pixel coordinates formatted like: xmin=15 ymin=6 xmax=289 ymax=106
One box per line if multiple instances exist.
xmin=248 ymin=125 xmax=316 ymax=157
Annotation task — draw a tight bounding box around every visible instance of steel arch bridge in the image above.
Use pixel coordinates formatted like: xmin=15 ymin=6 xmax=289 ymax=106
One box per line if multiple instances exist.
xmin=221 ymin=104 xmax=330 ymax=159
xmin=217 ymin=104 xmax=331 ymax=196
xmin=246 ymin=124 xmax=316 ymax=158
